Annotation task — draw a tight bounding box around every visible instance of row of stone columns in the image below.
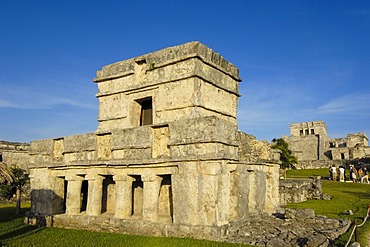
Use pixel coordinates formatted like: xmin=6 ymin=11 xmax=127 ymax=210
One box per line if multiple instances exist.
xmin=64 ymin=173 xmax=166 ymax=222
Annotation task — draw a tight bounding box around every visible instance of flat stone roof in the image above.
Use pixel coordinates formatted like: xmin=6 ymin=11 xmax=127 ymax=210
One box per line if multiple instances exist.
xmin=93 ymin=41 xmax=241 ymax=82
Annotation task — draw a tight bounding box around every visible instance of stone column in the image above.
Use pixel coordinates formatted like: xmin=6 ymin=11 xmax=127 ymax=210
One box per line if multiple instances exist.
xmin=216 ymin=171 xmax=229 ymax=225
xmin=113 ymin=175 xmax=134 ymax=219
xmin=142 ymin=174 xmax=162 ymax=222
xmin=86 ymin=174 xmax=104 ymax=216
xmin=65 ymin=174 xmax=84 ymax=215
xmin=248 ymin=170 xmax=257 ymax=214
xmin=197 ymin=162 xmax=222 ymax=226
xmin=264 ymin=165 xmax=280 ymax=213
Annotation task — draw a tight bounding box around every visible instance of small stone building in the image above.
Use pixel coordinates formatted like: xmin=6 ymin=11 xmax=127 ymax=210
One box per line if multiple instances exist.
xmin=285 ymin=121 xmax=370 ymax=168
xmin=27 ymin=42 xmax=280 ymax=239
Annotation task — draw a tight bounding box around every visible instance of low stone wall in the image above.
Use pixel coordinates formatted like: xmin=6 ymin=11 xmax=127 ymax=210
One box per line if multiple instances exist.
xmin=24 ymin=209 xmax=351 ymax=247
xmin=295 ymin=160 xmax=343 ymax=170
xmin=279 ymin=177 xmax=331 ymax=206
xmin=25 ymin=213 xmax=228 ymax=241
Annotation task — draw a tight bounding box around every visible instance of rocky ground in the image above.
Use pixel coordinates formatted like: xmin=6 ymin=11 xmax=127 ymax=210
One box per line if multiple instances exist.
xmin=225 ymin=208 xmax=351 ymax=247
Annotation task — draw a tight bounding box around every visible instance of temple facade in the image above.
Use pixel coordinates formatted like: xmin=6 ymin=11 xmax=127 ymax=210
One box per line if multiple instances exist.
xmin=26 ymin=42 xmax=280 ymax=239
xmin=285 ymin=121 xmax=370 ymax=169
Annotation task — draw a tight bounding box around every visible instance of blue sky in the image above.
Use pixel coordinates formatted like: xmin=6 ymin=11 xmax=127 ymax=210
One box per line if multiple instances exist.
xmin=1 ymin=1 xmax=369 ymax=143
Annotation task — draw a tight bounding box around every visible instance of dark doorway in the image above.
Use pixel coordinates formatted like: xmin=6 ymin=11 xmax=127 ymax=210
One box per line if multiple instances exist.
xmin=138 ymin=98 xmax=153 ymax=126
xmin=63 ymin=179 xmax=68 ymax=212
xmin=80 ymin=180 xmax=88 ymax=212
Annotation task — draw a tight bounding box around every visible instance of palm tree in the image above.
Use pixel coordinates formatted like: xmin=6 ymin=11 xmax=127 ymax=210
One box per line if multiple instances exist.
xmin=0 ymin=162 xmax=14 ymax=184
xmin=272 ymin=138 xmax=298 ymax=178
xmin=0 ymin=164 xmax=28 ymax=214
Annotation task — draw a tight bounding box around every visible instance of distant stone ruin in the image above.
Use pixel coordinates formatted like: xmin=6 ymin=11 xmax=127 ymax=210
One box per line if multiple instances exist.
xmin=285 ymin=121 xmax=370 ymax=169
xmin=0 ymin=141 xmax=30 ymax=170
xmin=26 ymin=42 xmax=281 ymax=240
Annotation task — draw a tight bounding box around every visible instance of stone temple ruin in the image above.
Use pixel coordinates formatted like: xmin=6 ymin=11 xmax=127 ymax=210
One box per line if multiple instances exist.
xmin=285 ymin=121 xmax=370 ymax=169
xmin=26 ymin=42 xmax=281 ymax=240
xmin=0 ymin=141 xmax=30 ymax=171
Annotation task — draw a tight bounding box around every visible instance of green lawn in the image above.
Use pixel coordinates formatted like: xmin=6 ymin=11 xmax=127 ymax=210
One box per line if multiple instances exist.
xmin=0 ymin=203 xmax=247 ymax=247
xmin=286 ymin=168 xmax=370 ymax=246
xmin=286 ymin=168 xmax=330 ymax=178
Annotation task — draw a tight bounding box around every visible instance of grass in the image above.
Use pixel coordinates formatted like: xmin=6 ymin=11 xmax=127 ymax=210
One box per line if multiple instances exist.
xmin=286 ymin=168 xmax=329 ymax=178
xmin=286 ymin=168 xmax=370 ymax=246
xmin=0 ymin=203 xmax=248 ymax=247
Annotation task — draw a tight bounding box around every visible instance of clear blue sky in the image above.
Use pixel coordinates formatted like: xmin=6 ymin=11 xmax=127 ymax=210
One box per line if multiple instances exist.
xmin=1 ymin=1 xmax=369 ymax=143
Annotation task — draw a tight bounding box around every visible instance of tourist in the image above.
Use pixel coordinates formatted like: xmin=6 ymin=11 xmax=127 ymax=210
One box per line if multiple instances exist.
xmin=358 ymin=167 xmax=363 ymax=183
xmin=349 ymin=164 xmax=357 ymax=183
xmin=331 ymin=165 xmax=337 ymax=181
xmin=361 ymin=167 xmax=369 ymax=184
xmin=339 ymin=166 xmax=345 ymax=182
xmin=352 ymin=170 xmax=357 ymax=183
xmin=328 ymin=165 xmax=332 ymax=180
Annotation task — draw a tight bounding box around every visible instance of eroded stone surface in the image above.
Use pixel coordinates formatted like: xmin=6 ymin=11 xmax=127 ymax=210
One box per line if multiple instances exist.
xmin=0 ymin=141 xmax=30 ymax=170
xmin=226 ymin=209 xmax=351 ymax=247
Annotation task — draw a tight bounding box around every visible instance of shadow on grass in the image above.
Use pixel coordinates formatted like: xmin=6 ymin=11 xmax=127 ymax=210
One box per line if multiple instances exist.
xmin=0 ymin=205 xmax=44 ymax=244
xmin=340 ymin=190 xmax=370 ymax=200
xmin=0 ymin=224 xmax=44 ymax=242
xmin=0 ymin=206 xmax=28 ymax=222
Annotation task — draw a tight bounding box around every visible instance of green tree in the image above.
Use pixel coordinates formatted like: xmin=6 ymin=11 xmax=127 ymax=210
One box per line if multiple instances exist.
xmin=272 ymin=138 xmax=298 ymax=171
xmin=0 ymin=166 xmax=28 ymax=214
xmin=12 ymin=167 xmax=29 ymax=214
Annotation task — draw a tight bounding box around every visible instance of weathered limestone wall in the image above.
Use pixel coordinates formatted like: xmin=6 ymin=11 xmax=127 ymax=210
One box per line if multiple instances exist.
xmin=29 ymin=168 xmax=56 ymax=214
xmin=294 ymin=159 xmax=343 ymax=170
xmin=351 ymin=145 xmax=370 ymax=159
xmin=51 ymin=214 xmax=228 ymax=241
xmin=289 ymin=121 xmax=327 ymax=137
xmin=286 ymin=135 xmax=320 ymax=161
xmin=94 ymin=42 xmax=240 ymax=132
xmin=279 ymin=177 xmax=326 ymax=206
xmin=0 ymin=141 xmax=30 ymax=170
xmin=29 ymin=116 xmax=239 ymax=168
xmin=347 ymin=132 xmax=368 ymax=147
xmin=237 ymin=132 xmax=280 ymax=163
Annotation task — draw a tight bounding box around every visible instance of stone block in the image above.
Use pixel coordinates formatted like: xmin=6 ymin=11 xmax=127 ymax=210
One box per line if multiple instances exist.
xmin=112 ymin=127 xmax=151 ymax=149
xmin=169 ymin=116 xmax=237 ymax=145
xmin=63 ymin=133 xmax=97 ymax=152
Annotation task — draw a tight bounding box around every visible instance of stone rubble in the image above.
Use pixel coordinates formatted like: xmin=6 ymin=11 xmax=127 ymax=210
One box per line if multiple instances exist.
xmin=226 ymin=208 xmax=351 ymax=247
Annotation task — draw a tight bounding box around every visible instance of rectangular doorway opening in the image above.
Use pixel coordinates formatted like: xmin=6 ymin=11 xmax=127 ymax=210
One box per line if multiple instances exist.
xmin=158 ymin=174 xmax=173 ymax=223
xmin=80 ymin=180 xmax=88 ymax=212
xmin=131 ymin=175 xmax=143 ymax=218
xmin=101 ymin=175 xmax=116 ymax=214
